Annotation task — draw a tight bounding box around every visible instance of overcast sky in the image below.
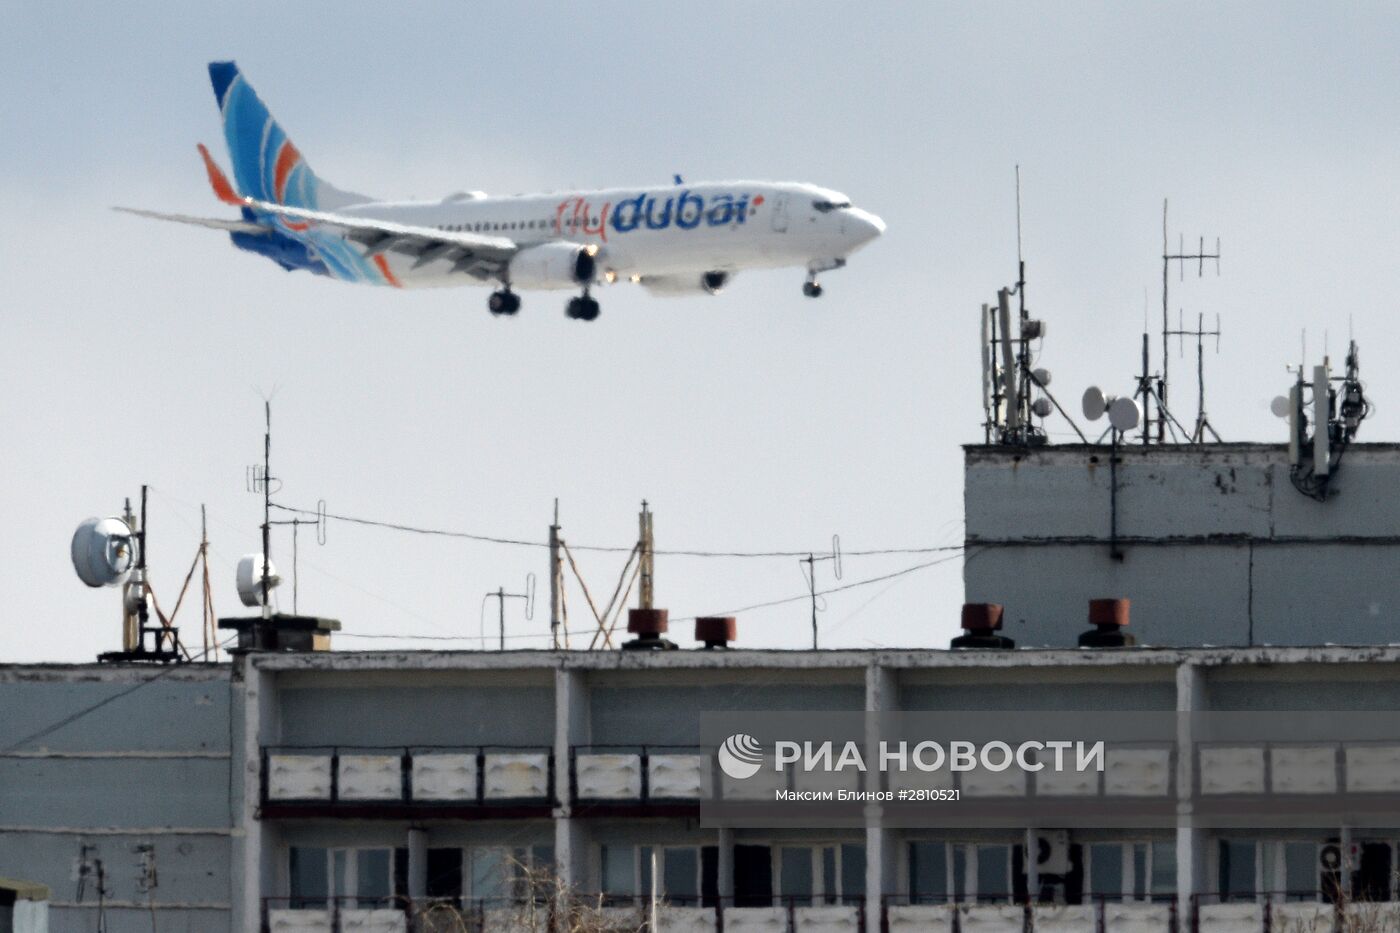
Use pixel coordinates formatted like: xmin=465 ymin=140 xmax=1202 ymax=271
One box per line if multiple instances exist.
xmin=3 ymin=2 xmax=1398 ymax=662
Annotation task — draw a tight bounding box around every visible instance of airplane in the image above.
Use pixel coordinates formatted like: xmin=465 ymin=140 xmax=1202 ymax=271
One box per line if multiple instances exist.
xmin=118 ymin=62 xmax=885 ymax=321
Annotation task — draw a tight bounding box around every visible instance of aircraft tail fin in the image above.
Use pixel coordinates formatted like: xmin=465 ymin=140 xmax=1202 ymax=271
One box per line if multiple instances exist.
xmin=207 ymin=61 xmax=370 ymax=211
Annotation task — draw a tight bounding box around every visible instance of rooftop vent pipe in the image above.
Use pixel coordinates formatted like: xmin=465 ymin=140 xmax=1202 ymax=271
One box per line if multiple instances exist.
xmin=695 ymin=616 xmax=737 ymax=649
xmin=1078 ymin=598 xmax=1134 ymax=648
xmin=622 ymin=608 xmax=677 ymax=651
xmin=950 ymin=603 xmax=1015 ymax=650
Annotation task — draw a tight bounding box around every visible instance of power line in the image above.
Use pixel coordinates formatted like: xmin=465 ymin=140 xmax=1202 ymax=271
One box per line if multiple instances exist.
xmin=673 ymin=550 xmax=969 ymax=622
xmin=331 ymin=552 xmax=967 ymax=645
xmin=337 ymin=628 xmax=596 ymax=644
xmin=269 ymin=502 xmax=961 ymax=559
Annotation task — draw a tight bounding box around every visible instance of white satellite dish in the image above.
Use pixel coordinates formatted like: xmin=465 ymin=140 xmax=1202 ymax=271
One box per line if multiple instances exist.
xmin=1032 ymin=367 xmax=1052 ymax=387
xmin=1108 ymin=396 xmax=1142 ymax=432
xmin=1270 ymin=395 xmax=1291 ymax=418
xmin=1031 ymin=397 xmax=1053 ymax=418
xmin=236 ymin=553 xmax=282 ymax=608
xmin=1082 ymin=386 xmax=1107 ymax=421
xmin=71 ymin=517 xmax=138 ymax=588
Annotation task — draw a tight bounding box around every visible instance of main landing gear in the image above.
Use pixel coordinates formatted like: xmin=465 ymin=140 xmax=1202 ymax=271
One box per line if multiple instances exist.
xmin=566 ymin=289 xmax=600 ymax=322
xmin=488 ymin=289 xmax=520 ymax=315
xmin=803 ymin=280 xmax=824 ymax=298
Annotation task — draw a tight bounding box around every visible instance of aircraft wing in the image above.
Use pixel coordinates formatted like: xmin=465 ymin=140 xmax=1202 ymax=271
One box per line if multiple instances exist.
xmin=113 ymin=206 xmax=267 ymax=234
xmin=243 ymin=198 xmax=518 ymax=278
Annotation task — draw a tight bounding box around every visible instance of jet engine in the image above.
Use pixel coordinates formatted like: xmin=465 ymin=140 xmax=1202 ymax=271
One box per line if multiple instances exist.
xmin=507 ymin=243 xmax=597 ymax=289
xmin=640 ymin=271 xmax=731 ymax=296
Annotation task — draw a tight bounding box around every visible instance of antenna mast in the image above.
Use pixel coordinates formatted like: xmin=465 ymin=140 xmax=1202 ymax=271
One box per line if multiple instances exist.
xmin=549 ymin=499 xmax=563 ymax=649
xmin=639 ymin=500 xmax=654 ymax=610
xmin=244 ymin=403 xmax=325 ymax=614
xmin=260 ymin=403 xmax=272 ymax=619
xmin=1159 ymin=199 xmax=1221 ymax=442
xmin=800 ymin=536 xmax=842 ymax=649
xmin=483 ymin=575 xmax=535 ymax=650
xmin=1163 ymin=312 xmax=1224 ymax=442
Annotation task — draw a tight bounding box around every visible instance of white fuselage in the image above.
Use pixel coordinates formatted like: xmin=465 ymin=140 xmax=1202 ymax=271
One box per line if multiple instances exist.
xmin=335 ymin=181 xmax=884 ymax=289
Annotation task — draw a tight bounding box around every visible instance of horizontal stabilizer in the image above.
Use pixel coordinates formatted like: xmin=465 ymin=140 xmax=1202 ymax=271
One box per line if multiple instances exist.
xmin=113 ymin=206 xmax=266 ymax=234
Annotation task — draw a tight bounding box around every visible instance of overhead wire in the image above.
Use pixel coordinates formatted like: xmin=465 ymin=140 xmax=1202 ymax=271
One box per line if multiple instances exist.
xmin=329 ymin=551 xmax=969 ymax=645
xmin=671 ymin=549 xmax=970 ymax=622
xmin=269 ymin=502 xmax=961 ymax=559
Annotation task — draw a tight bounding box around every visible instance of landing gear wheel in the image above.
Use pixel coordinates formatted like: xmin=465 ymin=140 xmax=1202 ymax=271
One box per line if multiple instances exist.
xmin=489 ymin=290 xmax=521 ymax=315
xmin=567 ymin=296 xmax=601 ymax=321
xmin=803 ymin=281 xmax=824 ymax=298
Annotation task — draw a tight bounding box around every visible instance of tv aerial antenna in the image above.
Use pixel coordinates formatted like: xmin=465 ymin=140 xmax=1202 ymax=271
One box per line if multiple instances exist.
xmin=1152 ymin=199 xmax=1221 ymax=443
xmin=1163 ymin=311 xmax=1224 ymax=442
xmin=244 ymin=402 xmax=326 ymax=615
xmin=800 ymin=535 xmax=842 ymax=649
xmin=482 ymin=574 xmax=536 ymax=650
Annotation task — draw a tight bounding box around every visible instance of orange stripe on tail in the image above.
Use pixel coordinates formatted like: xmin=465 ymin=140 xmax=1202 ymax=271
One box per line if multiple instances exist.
xmin=372 ymin=255 xmax=402 ymax=288
xmin=273 ymin=141 xmax=301 ymax=203
xmin=196 ymin=143 xmax=242 ymax=205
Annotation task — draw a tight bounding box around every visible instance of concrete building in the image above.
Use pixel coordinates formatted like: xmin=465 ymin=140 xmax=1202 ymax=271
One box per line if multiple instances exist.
xmin=964 ymin=442 xmax=1400 ymax=648
xmin=6 ymin=442 xmax=1400 ymax=932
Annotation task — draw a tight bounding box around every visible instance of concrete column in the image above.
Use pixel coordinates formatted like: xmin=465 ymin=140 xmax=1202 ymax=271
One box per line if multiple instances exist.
xmin=1339 ymin=825 xmax=1352 ymax=898
xmin=1024 ymin=827 xmax=1039 ymax=901
xmin=230 ymin=655 xmax=274 ymax=933
xmin=553 ymin=667 xmax=591 ymax=891
xmin=717 ymin=828 xmax=735 ymax=900
xmin=407 ymin=827 xmax=428 ymax=900
xmin=865 ymin=661 xmax=899 ymax=913
xmin=1175 ymin=660 xmax=1207 ymax=918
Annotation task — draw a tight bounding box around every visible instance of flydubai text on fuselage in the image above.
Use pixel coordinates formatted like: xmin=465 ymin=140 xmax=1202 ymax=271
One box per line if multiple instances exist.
xmin=118 ymin=62 xmax=885 ymax=321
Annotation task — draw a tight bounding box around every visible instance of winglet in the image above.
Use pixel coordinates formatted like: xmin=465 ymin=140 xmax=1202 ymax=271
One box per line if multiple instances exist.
xmin=197 ymin=143 xmax=242 ymax=205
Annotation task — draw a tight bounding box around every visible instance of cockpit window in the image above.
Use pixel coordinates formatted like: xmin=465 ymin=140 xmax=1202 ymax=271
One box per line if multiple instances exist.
xmin=813 ymin=200 xmax=852 ymax=213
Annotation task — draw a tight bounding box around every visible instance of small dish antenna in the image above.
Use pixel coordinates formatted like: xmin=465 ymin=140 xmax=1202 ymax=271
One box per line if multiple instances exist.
xmin=1031 ymin=397 xmax=1053 ymax=418
xmin=236 ymin=553 xmax=282 ymax=608
xmin=1032 ymin=368 xmax=1052 ymax=387
xmin=1108 ymin=397 xmax=1142 ymax=432
xmin=1270 ymin=395 xmax=1291 ymax=418
xmin=71 ymin=517 xmax=138 ymax=588
xmin=1082 ymin=387 xmax=1107 ymax=422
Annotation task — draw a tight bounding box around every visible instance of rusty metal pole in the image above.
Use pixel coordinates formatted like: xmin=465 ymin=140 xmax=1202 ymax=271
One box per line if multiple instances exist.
xmin=549 ymin=499 xmax=561 ymax=649
xmin=639 ymin=501 xmax=654 ymax=610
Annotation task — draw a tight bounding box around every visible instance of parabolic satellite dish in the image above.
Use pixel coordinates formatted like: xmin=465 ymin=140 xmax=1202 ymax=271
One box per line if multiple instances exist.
xmin=1082 ymin=387 xmax=1107 ymax=421
xmin=1108 ymin=396 xmax=1142 ymax=432
xmin=71 ymin=517 xmax=138 ymax=588
xmin=236 ymin=554 xmax=282 ymax=608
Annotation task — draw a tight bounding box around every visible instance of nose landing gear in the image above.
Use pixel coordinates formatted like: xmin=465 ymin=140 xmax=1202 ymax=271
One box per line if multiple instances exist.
xmin=803 ymin=258 xmax=845 ymax=298
xmin=489 ymin=289 xmax=521 ymax=315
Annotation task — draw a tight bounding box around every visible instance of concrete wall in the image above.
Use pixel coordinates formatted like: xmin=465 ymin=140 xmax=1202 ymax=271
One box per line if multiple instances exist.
xmin=0 ymin=665 xmax=233 ymax=933
xmin=964 ymin=443 xmax=1400 ymax=648
xmin=588 ymin=675 xmax=865 ymax=746
xmin=277 ymin=682 xmax=555 ymax=747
